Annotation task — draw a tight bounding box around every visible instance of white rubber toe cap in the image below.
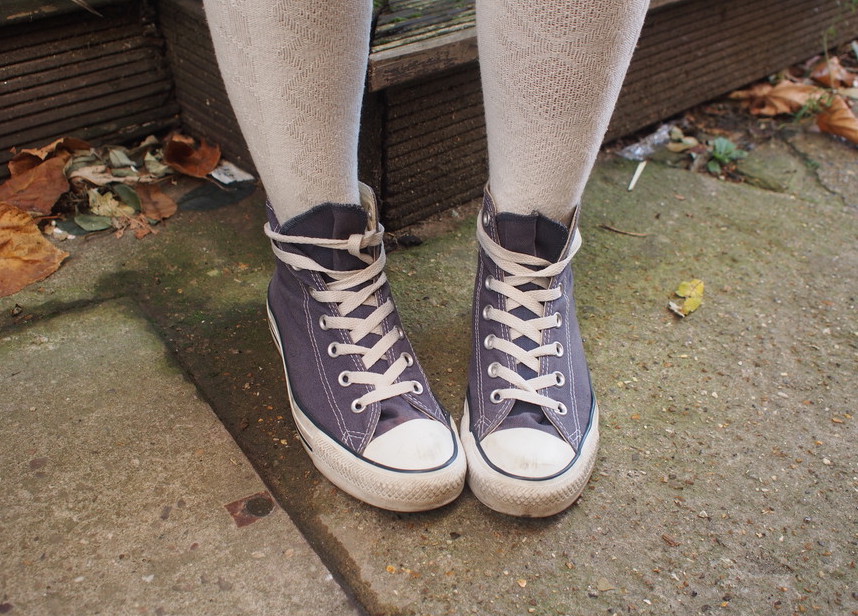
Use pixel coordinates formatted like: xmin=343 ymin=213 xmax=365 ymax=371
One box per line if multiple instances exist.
xmin=480 ymin=428 xmax=575 ymax=478
xmin=363 ymin=419 xmax=455 ymax=470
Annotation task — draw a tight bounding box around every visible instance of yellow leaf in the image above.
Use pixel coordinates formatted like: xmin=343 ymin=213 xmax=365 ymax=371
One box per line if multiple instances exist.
xmin=669 ymin=279 xmax=704 ymax=317
xmin=87 ymin=189 xmax=134 ymax=218
xmin=682 ymin=294 xmax=703 ymax=315
xmin=676 ymin=279 xmax=704 ymax=298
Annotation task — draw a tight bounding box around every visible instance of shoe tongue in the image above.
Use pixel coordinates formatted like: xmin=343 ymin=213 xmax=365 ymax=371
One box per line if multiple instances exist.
xmin=271 ymin=202 xmax=370 ymax=271
xmin=494 ymin=213 xmax=569 ymax=440
xmin=495 ymin=212 xmax=568 ymax=263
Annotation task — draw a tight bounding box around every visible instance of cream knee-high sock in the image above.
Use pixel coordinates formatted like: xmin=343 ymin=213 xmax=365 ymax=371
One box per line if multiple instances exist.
xmin=477 ymin=0 xmax=649 ymax=224
xmin=203 ymin=0 xmax=372 ymax=223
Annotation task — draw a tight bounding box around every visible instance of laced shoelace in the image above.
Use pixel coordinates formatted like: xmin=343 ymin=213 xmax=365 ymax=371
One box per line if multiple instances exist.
xmin=265 ymin=222 xmax=422 ymax=414
xmin=477 ymin=217 xmax=581 ymax=416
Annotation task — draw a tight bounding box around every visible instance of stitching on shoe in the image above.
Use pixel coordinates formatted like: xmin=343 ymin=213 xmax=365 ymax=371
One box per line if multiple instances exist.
xmin=563 ymin=280 xmax=582 ymax=443
xmin=301 ymin=276 xmax=354 ymax=447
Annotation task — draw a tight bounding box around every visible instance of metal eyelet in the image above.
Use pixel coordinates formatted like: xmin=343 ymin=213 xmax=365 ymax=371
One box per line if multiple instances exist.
xmin=554 ymin=371 xmax=565 ymax=386
xmin=483 ymin=334 xmax=496 ymax=350
xmin=554 ymin=312 xmax=563 ymax=327
xmin=396 ymin=326 xmax=405 ymax=339
xmin=487 ymin=362 xmax=500 ymax=378
xmin=351 ymin=399 xmax=365 ymax=413
xmin=318 ymin=315 xmax=330 ymax=330
xmin=327 ymin=342 xmax=339 ymax=358
xmin=556 ymin=282 xmax=563 ymax=295
xmin=338 ymin=371 xmax=351 ymax=386
xmin=554 ymin=342 xmax=564 ymax=357
xmin=489 ymin=390 xmax=503 ymax=403
xmin=402 ymin=352 xmax=414 ymax=367
xmin=482 ymin=305 xmax=493 ymax=320
xmin=482 ymin=210 xmax=491 ymax=227
xmin=555 ymin=402 xmax=568 ymax=415
xmin=484 ymin=275 xmax=494 ymax=290
xmin=411 ymin=381 xmax=423 ymax=394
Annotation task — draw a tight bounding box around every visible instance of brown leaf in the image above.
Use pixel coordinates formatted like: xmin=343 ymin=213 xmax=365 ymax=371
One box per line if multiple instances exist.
xmin=816 ymin=96 xmax=858 ymax=144
xmin=9 ymin=137 xmax=91 ymax=177
xmin=0 ymin=202 xmax=69 ymax=297
xmin=136 ymin=183 xmax=178 ymax=221
xmin=810 ymin=57 xmax=858 ymax=89
xmin=163 ymin=134 xmax=221 ymax=178
xmin=732 ymin=82 xmax=822 ymax=116
xmin=0 ymin=158 xmax=69 ymax=215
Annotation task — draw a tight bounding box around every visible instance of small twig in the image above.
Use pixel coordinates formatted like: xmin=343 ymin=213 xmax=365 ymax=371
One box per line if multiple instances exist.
xmin=70 ymin=0 xmax=103 ymax=16
xmin=627 ymin=160 xmax=647 ymax=191
xmin=599 ymin=224 xmax=650 ymax=237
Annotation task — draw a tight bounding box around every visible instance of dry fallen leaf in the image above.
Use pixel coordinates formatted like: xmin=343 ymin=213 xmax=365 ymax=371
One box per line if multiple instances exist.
xmin=596 ymin=577 xmax=616 ymax=592
xmin=8 ymin=137 xmax=90 ymax=177
xmin=136 ymin=183 xmax=178 ymax=221
xmin=0 ymin=158 xmax=69 ymax=215
xmin=669 ymin=279 xmax=704 ymax=317
xmin=810 ymin=57 xmax=858 ymax=89
xmin=0 ymin=202 xmax=69 ymax=297
xmin=164 ymin=134 xmax=221 ymax=178
xmin=731 ymin=81 xmax=822 ymax=116
xmin=69 ymin=164 xmax=148 ymax=187
xmin=87 ymin=189 xmax=135 ymax=218
xmin=816 ymin=95 xmax=858 ymax=144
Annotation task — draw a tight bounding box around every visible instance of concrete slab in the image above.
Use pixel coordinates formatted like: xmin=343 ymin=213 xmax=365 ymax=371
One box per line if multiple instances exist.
xmin=0 ymin=300 xmax=359 ymax=616
xmin=1 ymin=132 xmax=855 ymax=616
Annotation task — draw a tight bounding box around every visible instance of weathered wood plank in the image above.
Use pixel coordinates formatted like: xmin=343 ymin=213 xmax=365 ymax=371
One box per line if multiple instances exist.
xmin=0 ymin=48 xmax=161 ymax=107
xmin=1 ymin=22 xmax=142 ymax=66
xmin=383 ymin=166 xmax=485 ymax=227
xmin=386 ymin=85 xmax=483 ymax=133
xmin=1 ymin=0 xmax=128 ymax=25
xmin=375 ymin=12 xmax=475 ymax=51
xmin=369 ymin=28 xmax=478 ymax=91
xmin=3 ymin=69 xmax=171 ymax=123
xmin=4 ymin=94 xmax=178 ymax=149
xmin=387 ymin=134 xmax=487 ymax=189
xmin=0 ymin=11 xmax=130 ymax=53
xmin=2 ymin=83 xmax=173 ymax=140
xmin=387 ymin=99 xmax=484 ymax=151
xmin=1 ymin=37 xmax=158 ymax=82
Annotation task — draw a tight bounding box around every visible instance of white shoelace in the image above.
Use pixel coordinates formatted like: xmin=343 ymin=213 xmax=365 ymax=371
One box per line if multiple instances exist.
xmin=265 ymin=222 xmax=421 ymax=413
xmin=477 ymin=217 xmax=581 ymax=415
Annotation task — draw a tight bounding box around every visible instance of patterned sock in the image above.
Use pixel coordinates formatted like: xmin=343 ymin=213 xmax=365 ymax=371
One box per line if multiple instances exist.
xmin=477 ymin=0 xmax=649 ymax=224
xmin=203 ymin=0 xmax=372 ymax=223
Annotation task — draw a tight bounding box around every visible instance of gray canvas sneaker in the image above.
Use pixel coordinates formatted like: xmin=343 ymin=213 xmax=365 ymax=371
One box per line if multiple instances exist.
xmin=461 ymin=188 xmax=599 ymax=517
xmin=264 ymin=183 xmax=466 ymax=512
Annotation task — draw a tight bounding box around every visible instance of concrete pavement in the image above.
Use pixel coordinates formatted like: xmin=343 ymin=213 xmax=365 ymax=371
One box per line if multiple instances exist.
xmin=1 ymin=131 xmax=856 ymax=615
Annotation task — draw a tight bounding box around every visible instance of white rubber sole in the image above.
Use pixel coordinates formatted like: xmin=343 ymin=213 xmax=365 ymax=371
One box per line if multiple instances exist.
xmin=461 ymin=401 xmax=599 ymax=517
xmin=267 ymin=303 xmax=466 ymax=512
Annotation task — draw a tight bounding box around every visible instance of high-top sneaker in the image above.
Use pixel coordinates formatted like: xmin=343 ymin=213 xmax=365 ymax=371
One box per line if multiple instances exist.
xmin=265 ymin=184 xmax=466 ymax=512
xmin=462 ymin=188 xmax=599 ymax=517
